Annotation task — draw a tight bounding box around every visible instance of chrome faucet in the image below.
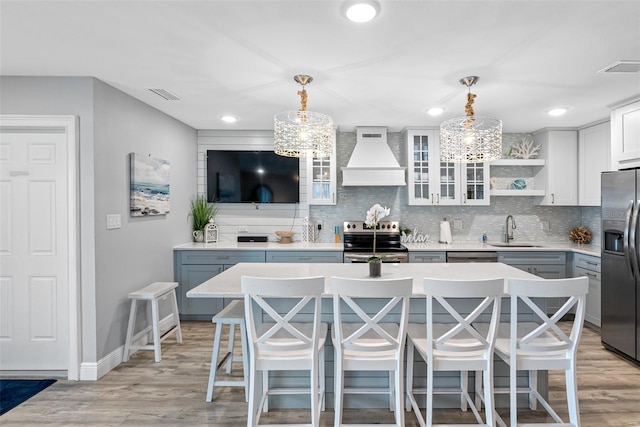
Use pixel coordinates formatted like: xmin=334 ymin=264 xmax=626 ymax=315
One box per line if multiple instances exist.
xmin=505 ymin=215 xmax=516 ymax=243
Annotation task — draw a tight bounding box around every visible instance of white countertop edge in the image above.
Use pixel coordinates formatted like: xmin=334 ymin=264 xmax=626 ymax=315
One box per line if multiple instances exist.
xmin=174 ymin=241 xmax=601 ymax=257
xmin=173 ymin=241 xmax=344 ymax=251
xmin=186 ymin=262 xmax=541 ymax=299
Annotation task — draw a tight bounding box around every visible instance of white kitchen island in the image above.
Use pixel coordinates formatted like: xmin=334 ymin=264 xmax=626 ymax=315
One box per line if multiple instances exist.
xmin=187 ymin=262 xmax=543 ymax=410
xmin=186 ymin=261 xmax=538 ymax=298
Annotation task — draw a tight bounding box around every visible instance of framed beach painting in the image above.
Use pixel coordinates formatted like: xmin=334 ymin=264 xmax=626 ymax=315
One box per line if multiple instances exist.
xmin=130 ymin=153 xmax=170 ymax=216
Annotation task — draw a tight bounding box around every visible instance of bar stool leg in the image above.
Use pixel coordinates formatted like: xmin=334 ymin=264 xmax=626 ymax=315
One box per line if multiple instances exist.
xmin=461 ymin=371 xmax=468 ymax=411
xmin=206 ymin=321 xmax=224 ymax=403
xmin=226 ymin=323 xmax=236 ymax=374
xmin=170 ymin=290 xmax=183 ymax=344
xmin=262 ymin=370 xmax=269 ymax=412
xmin=529 ymin=369 xmax=538 ymax=409
xmin=151 ymin=297 xmax=162 ymax=362
xmin=123 ymin=299 xmax=138 ymax=362
xmin=240 ymin=321 xmax=249 ymax=402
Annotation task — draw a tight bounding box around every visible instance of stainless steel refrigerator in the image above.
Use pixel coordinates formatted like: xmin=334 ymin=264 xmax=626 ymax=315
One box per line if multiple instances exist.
xmin=601 ymin=169 xmax=640 ymax=363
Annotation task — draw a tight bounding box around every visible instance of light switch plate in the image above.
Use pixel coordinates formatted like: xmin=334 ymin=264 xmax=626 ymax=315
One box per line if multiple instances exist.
xmin=453 ymin=219 xmax=463 ymax=230
xmin=540 ymin=220 xmax=550 ymax=230
xmin=106 ymin=214 xmax=121 ymax=229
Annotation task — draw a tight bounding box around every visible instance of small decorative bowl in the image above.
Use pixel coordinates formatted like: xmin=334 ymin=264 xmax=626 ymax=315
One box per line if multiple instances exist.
xmin=512 ymin=179 xmax=527 ymax=190
xmin=275 ymin=230 xmax=295 ymax=244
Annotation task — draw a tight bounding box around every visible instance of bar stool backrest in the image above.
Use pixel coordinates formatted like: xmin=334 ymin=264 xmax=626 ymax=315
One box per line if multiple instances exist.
xmin=423 ymin=278 xmax=504 ymax=357
xmin=241 ymin=276 xmax=325 ymax=354
xmin=331 ymin=276 xmax=413 ymax=354
xmin=507 ymin=277 xmax=588 ymax=355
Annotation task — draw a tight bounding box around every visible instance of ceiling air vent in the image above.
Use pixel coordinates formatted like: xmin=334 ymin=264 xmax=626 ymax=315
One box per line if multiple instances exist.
xmin=147 ymin=88 xmax=181 ymax=101
xmin=598 ymin=60 xmax=640 ymax=74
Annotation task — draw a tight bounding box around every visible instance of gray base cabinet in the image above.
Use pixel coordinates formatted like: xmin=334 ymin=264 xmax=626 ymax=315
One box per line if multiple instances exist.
xmin=573 ymin=253 xmax=601 ymax=327
xmin=174 ymin=250 xmax=265 ymax=320
xmin=409 ymin=251 xmax=446 ymax=263
xmin=266 ymin=251 xmax=343 ymax=263
xmin=498 ymin=251 xmax=567 ymax=314
xmin=174 ymin=249 xmax=343 ymax=319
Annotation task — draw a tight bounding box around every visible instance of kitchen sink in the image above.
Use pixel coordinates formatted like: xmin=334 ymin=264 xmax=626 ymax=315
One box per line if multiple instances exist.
xmin=487 ymin=242 xmax=544 ymax=248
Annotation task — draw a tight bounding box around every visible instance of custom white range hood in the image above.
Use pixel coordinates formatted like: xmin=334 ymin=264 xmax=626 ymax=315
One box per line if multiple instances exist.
xmin=341 ymin=127 xmax=406 ymax=186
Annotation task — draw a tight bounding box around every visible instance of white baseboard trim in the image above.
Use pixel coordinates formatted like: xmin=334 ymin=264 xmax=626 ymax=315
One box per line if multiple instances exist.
xmin=80 ymin=314 xmax=177 ymax=381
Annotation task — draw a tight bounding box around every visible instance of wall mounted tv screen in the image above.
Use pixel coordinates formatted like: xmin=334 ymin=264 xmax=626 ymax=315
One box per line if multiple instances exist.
xmin=206 ymin=150 xmax=300 ymax=203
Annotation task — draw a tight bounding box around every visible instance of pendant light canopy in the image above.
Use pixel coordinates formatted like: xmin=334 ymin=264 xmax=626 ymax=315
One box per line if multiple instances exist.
xmin=439 ymin=76 xmax=502 ymax=163
xmin=273 ymin=75 xmax=335 ymax=158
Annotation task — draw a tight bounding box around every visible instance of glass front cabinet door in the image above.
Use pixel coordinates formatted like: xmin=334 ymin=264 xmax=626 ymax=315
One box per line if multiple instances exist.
xmin=405 ymin=128 xmax=489 ymax=206
xmin=462 ymin=161 xmax=490 ymax=205
xmin=306 ymin=134 xmax=337 ymax=205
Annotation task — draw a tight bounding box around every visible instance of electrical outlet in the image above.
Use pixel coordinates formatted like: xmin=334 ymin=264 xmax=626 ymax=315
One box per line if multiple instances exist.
xmin=238 ymin=226 xmax=249 ymax=233
xmin=453 ymin=219 xmax=463 ymax=230
xmin=540 ymin=220 xmax=550 ymax=230
xmin=317 ymin=220 xmax=324 ymax=231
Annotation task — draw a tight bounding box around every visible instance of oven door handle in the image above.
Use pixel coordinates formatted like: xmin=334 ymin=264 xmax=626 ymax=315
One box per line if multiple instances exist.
xmin=344 ymin=253 xmax=408 ymax=263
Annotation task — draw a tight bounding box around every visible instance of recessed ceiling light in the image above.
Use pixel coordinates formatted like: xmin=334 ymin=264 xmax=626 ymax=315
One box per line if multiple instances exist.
xmin=427 ymin=107 xmax=445 ymax=116
xmin=547 ymin=108 xmax=568 ymax=117
xmin=220 ymin=115 xmax=238 ymax=123
xmin=343 ymin=1 xmax=380 ymax=23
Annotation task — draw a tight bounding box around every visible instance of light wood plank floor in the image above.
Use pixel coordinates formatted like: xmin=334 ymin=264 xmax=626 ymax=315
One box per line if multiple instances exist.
xmin=2 ymin=321 xmax=639 ymax=426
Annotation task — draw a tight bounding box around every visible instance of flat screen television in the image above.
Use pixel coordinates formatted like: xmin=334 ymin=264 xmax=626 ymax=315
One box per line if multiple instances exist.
xmin=206 ymin=150 xmax=300 ymax=203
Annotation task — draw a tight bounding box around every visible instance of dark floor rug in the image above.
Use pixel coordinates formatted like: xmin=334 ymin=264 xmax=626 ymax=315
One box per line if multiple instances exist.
xmin=0 ymin=379 xmax=56 ymax=415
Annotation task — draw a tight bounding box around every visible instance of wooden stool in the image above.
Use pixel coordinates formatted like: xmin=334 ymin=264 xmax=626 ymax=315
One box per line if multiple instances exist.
xmin=123 ymin=281 xmax=182 ymax=363
xmin=206 ymin=299 xmax=249 ymax=402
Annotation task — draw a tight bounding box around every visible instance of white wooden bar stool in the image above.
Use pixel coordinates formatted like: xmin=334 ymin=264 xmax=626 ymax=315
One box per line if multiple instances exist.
xmin=123 ymin=281 xmax=182 ymax=363
xmin=206 ymin=299 xmax=249 ymax=403
xmin=331 ymin=276 xmax=413 ymax=427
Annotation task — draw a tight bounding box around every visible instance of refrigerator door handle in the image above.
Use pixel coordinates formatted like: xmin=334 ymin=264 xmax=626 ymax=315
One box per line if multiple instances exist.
xmin=629 ymin=200 xmax=639 ymax=277
xmin=624 ymin=199 xmax=634 ymax=277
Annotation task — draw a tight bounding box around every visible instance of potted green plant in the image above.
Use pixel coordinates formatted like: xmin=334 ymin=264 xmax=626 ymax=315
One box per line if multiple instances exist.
xmin=189 ymin=195 xmax=217 ymax=242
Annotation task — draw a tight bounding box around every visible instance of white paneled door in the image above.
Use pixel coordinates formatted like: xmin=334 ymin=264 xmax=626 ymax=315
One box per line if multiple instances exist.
xmin=0 ymin=127 xmax=69 ymax=370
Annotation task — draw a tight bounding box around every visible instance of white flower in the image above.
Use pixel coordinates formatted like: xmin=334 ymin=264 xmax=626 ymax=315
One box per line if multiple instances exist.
xmin=364 ymin=204 xmax=390 ymax=261
xmin=365 ymin=203 xmax=390 ymax=227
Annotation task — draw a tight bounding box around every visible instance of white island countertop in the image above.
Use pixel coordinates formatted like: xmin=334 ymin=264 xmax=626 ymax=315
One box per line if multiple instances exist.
xmin=187 ymin=262 xmax=539 ymax=298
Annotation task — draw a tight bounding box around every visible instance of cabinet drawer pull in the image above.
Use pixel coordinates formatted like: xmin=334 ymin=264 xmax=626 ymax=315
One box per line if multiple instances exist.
xmin=299 ymin=256 xmax=312 ymax=260
xmin=585 ymin=261 xmax=598 ymax=266
xmin=584 ymin=272 xmax=598 ymax=278
xmin=216 ymin=256 xmax=229 ymax=260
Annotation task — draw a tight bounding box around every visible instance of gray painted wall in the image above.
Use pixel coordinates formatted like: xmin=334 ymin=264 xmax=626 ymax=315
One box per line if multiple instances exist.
xmin=92 ymin=79 xmax=196 ymax=359
xmin=0 ymin=76 xmax=197 ymax=364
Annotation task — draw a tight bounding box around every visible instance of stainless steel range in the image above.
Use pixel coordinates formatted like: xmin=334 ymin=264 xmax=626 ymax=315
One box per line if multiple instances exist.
xmin=342 ymin=220 xmax=408 ymax=263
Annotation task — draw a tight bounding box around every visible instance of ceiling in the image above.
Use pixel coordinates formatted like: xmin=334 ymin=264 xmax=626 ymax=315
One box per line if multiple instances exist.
xmin=1 ymin=0 xmax=639 ymax=133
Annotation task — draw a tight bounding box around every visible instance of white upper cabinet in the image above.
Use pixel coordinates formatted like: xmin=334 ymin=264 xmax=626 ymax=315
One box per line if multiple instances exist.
xmin=405 ymin=128 xmax=489 ymax=206
xmin=533 ymin=129 xmax=578 ymax=206
xmin=578 ymin=121 xmax=610 ymax=206
xmin=306 ymin=135 xmax=337 ymax=205
xmin=406 ymin=129 xmax=442 ymax=205
xmin=461 ymin=161 xmax=490 ymax=205
xmin=610 ymin=97 xmax=640 ymax=170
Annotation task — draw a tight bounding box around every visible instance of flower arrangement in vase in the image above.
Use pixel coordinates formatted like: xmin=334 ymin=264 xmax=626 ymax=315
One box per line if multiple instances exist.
xmin=365 ymin=203 xmax=390 ymax=277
